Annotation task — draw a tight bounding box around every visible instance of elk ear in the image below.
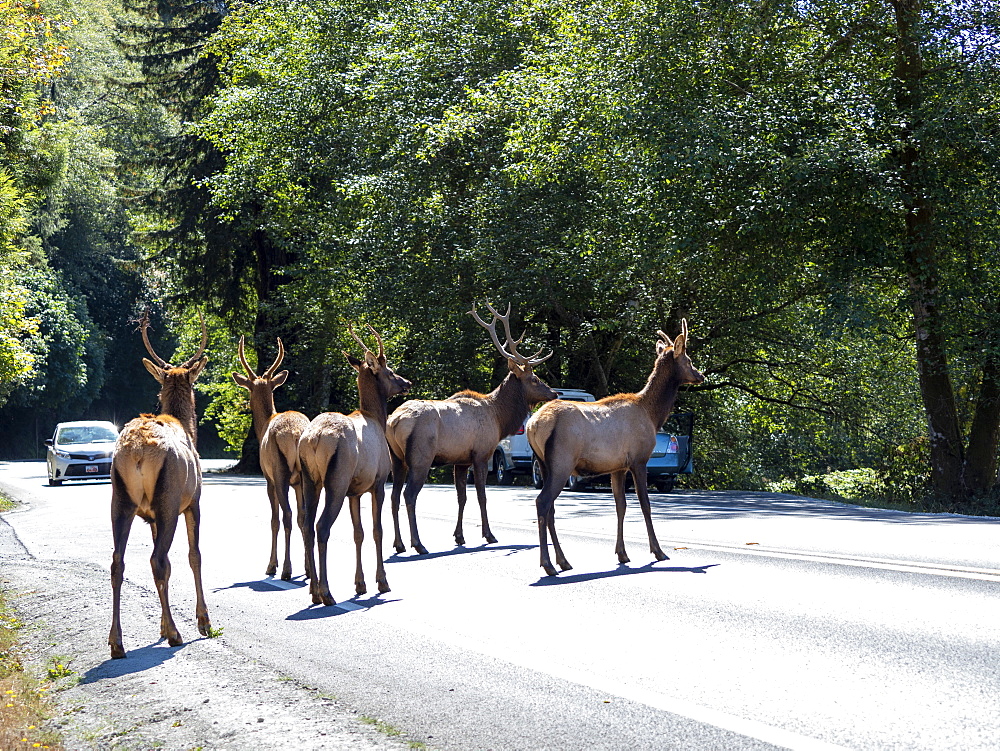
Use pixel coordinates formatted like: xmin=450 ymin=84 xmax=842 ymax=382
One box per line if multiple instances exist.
xmin=188 ymin=355 xmax=208 ymax=382
xmin=656 ymin=340 xmax=668 ymax=357
xmin=364 ymin=350 xmax=381 ymax=371
xmin=232 ymin=371 xmax=253 ymax=390
xmin=271 ymin=370 xmax=289 ymax=389
xmin=143 ymin=358 xmax=165 ymax=383
xmin=507 ymin=359 xmax=527 ymax=376
xmin=344 ymin=351 xmax=363 ymax=371
xmin=673 ymin=333 xmax=686 ymax=356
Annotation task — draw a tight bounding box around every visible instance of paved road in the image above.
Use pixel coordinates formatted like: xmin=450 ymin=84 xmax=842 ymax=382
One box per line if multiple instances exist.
xmin=2 ymin=460 xmax=999 ymax=750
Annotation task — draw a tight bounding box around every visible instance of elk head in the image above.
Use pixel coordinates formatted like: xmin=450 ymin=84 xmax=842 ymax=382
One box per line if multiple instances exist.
xmin=140 ymin=310 xmax=209 ymax=391
xmin=232 ymin=336 xmax=289 ymax=394
xmin=655 ymin=319 xmax=705 ymax=386
xmin=343 ymin=323 xmax=411 ymax=398
xmin=469 ymin=300 xmax=558 ymax=406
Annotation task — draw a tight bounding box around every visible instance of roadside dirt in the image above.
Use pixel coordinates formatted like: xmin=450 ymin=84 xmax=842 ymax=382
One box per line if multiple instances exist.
xmin=0 ymin=517 xmax=414 ymax=751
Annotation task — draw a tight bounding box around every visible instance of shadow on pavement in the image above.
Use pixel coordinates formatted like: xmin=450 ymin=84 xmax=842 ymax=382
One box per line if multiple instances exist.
xmin=81 ymin=640 xmax=186 ymax=682
xmin=529 ymin=561 xmax=720 ymax=587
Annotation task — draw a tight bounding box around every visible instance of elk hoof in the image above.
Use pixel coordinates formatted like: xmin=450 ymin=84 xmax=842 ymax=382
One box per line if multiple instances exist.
xmin=393 ymin=541 xmax=405 ymax=554
xmin=654 ymin=550 xmax=669 ymax=562
xmin=356 ymin=582 xmax=367 ymax=596
xmin=109 ymin=642 xmax=126 ymax=660
xmin=198 ymin=618 xmax=212 ymax=637
xmin=454 ymin=535 xmax=466 ymax=546
xmin=266 ymin=563 xmax=277 ymax=577
xmin=542 ymin=562 xmax=558 ymax=576
xmin=378 ymin=581 xmax=391 ymax=594
xmin=558 ymin=559 xmax=573 ymax=572
xmin=414 ymin=544 xmax=429 ymax=555
xmin=617 ymin=552 xmax=631 ymax=564
xmin=167 ymin=633 xmax=183 ymax=647
xmin=485 ymin=534 xmax=498 ymax=544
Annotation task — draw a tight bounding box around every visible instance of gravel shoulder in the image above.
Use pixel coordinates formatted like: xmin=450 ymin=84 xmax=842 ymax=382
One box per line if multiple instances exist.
xmin=0 ymin=486 xmax=414 ymax=751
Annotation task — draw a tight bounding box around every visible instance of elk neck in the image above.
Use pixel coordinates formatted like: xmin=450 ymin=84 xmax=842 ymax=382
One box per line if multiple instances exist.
xmin=356 ymin=371 xmax=390 ymax=429
xmin=158 ymin=376 xmax=199 ymax=447
xmin=249 ymin=387 xmax=278 ymax=443
xmin=635 ymin=354 xmax=683 ymax=429
xmin=489 ymin=372 xmax=532 ymax=438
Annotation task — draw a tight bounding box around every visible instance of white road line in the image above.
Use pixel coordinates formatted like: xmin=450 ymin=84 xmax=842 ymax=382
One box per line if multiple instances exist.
xmin=263 ymin=579 xmax=302 ymax=590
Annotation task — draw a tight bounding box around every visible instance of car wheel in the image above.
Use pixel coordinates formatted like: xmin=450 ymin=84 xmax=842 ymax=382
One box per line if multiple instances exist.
xmin=48 ymin=477 xmax=62 ymax=486
xmin=531 ymin=458 xmax=544 ymax=489
xmin=494 ymin=451 xmax=513 ymax=486
xmin=566 ymin=474 xmax=586 ymax=491
xmin=655 ymin=477 xmax=676 ymax=493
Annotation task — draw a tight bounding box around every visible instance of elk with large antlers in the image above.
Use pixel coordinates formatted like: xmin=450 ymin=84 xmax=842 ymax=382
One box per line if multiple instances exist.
xmin=298 ymin=324 xmax=411 ymax=605
xmin=232 ymin=336 xmax=310 ymax=580
xmin=527 ymin=320 xmax=705 ymax=576
xmin=109 ymin=311 xmax=211 ymax=659
xmin=386 ymin=301 xmax=557 ymax=554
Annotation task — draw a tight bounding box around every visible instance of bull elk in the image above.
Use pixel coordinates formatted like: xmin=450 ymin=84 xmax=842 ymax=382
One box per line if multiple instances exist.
xmin=527 ymin=320 xmax=704 ymax=576
xmin=386 ymin=301 xmax=557 ymax=554
xmin=298 ymin=324 xmax=411 ymax=606
xmin=109 ymin=311 xmax=211 ymax=659
xmin=232 ymin=336 xmax=310 ymax=580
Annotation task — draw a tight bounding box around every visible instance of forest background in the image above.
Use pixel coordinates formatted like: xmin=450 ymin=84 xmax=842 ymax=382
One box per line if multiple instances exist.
xmin=1 ymin=0 xmax=998 ymax=512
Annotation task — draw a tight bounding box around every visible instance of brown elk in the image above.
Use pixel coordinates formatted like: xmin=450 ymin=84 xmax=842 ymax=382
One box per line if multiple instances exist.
xmin=232 ymin=336 xmax=310 ymax=580
xmin=298 ymin=324 xmax=411 ymax=606
xmin=386 ymin=301 xmax=557 ymax=555
xmin=527 ymin=320 xmax=704 ymax=576
xmin=109 ymin=312 xmax=211 ymax=659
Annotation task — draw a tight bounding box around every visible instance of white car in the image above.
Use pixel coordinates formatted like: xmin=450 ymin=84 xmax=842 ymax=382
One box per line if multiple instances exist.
xmin=45 ymin=420 xmax=119 ymax=486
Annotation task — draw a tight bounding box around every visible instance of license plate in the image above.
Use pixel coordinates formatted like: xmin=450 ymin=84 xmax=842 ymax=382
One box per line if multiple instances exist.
xmin=85 ymin=465 xmax=99 ymax=474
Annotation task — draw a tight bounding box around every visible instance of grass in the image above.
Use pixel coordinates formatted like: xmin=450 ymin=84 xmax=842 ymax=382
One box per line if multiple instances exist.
xmin=359 ymin=714 xmax=427 ymax=749
xmin=0 ymin=591 xmax=64 ymax=750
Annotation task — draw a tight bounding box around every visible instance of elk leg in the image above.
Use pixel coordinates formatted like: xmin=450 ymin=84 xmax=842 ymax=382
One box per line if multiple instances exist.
xmin=109 ymin=476 xmax=136 ymax=659
xmin=634 ymin=466 xmax=668 ymax=561
xmin=390 ymin=453 xmax=406 ymax=553
xmin=300 ymin=470 xmax=320 ymax=593
xmin=535 ymin=463 xmax=571 ymax=575
xmin=184 ymin=501 xmax=212 ymax=637
xmin=611 ymin=470 xmax=630 ymax=564
xmin=290 ymin=477 xmax=310 ymax=580
xmin=264 ymin=477 xmax=281 ymax=577
xmin=402 ymin=465 xmax=429 ymax=555
xmin=315 ymin=486 xmax=346 ymax=606
xmin=547 ymin=510 xmax=572 ymax=571
xmin=150 ymin=503 xmax=182 ymax=647
xmin=472 ymin=460 xmax=497 ymax=544
xmin=453 ymin=464 xmax=470 ymax=546
xmin=276 ymin=472 xmax=295 ymax=581
xmin=371 ymin=484 xmax=391 ymax=593
xmin=349 ymin=494 xmax=366 ymax=595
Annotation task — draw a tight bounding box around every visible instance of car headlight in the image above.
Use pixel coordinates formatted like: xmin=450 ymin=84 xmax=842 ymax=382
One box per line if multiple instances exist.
xmin=53 ymin=449 xmax=71 ymax=458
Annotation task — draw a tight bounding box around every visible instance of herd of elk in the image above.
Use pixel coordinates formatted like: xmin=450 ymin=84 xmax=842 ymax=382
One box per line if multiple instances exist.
xmin=109 ymin=312 xmax=211 ymax=659
xmin=386 ymin=301 xmax=557 ymax=554
xmin=108 ymin=305 xmax=703 ymax=656
xmin=527 ymin=319 xmax=704 ymax=575
xmin=298 ymin=325 xmax=411 ymax=605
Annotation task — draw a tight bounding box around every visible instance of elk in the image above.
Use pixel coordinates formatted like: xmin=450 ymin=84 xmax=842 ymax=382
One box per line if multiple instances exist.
xmin=109 ymin=312 xmax=211 ymax=659
xmin=298 ymin=324 xmax=411 ymax=606
xmin=527 ymin=320 xmax=705 ymax=576
xmin=232 ymin=336 xmax=310 ymax=580
xmin=386 ymin=301 xmax=557 ymax=555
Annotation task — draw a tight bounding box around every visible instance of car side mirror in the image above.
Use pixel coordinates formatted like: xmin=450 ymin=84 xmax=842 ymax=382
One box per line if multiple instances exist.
xmin=44 ymin=439 xmax=53 ymax=446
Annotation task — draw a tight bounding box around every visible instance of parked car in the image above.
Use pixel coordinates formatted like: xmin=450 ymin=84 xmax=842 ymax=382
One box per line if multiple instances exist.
xmin=45 ymin=420 xmax=119 ymax=486
xmin=493 ymin=389 xmax=596 ymax=486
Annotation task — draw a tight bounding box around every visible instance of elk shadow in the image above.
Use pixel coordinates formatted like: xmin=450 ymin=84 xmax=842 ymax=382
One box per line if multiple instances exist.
xmin=80 ymin=641 xmax=184 ymax=683
xmin=529 ymin=561 xmax=720 ymax=587
xmin=212 ymin=576 xmax=309 ymax=594
xmin=386 ymin=542 xmax=535 ymax=563
xmin=286 ymin=594 xmax=400 ymax=621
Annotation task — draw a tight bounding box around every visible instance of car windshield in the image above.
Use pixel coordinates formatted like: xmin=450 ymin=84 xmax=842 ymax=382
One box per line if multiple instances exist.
xmin=56 ymin=426 xmax=117 ymax=445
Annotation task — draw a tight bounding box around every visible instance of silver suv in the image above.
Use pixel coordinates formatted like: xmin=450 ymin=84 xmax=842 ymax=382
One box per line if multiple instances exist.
xmin=492 ymin=389 xmax=596 ymax=486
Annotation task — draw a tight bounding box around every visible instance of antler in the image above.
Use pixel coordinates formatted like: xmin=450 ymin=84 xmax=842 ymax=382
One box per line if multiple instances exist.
xmin=237 ymin=335 xmax=257 ymax=378
xmin=139 ymin=310 xmax=169 ymax=368
xmin=140 ymin=309 xmax=207 ymax=369
xmin=468 ymin=300 xmax=552 ymax=367
xmin=347 ymin=323 xmax=385 ymax=360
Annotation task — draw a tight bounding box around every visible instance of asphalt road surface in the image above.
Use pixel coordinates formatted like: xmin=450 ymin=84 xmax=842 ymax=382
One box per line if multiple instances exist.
xmin=2 ymin=459 xmax=999 ymax=750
